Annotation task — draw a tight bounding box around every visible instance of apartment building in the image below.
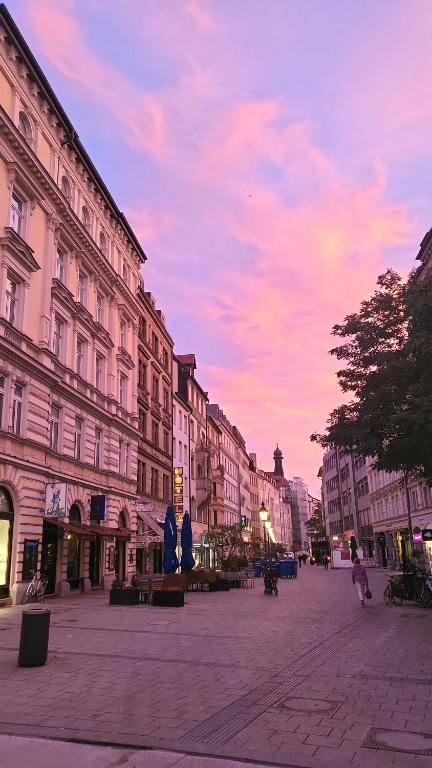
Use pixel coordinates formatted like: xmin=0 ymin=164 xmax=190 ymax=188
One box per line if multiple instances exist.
xmin=0 ymin=6 xmax=145 ymax=602
xmin=135 ymin=289 xmax=173 ymax=574
xmin=207 ymin=404 xmax=240 ymax=528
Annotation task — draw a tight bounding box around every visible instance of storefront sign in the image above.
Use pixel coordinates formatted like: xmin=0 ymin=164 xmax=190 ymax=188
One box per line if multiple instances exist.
xmin=90 ymin=495 xmax=106 ymax=521
xmin=174 ymin=468 xmax=183 ymax=520
xmin=136 ymin=502 xmax=153 ymax=513
xmin=413 ymin=532 xmax=423 ymax=543
xmin=45 ymin=482 xmax=67 ymax=517
xmin=340 ymin=550 xmax=350 ymax=560
xmin=422 ymin=529 xmax=432 ymax=542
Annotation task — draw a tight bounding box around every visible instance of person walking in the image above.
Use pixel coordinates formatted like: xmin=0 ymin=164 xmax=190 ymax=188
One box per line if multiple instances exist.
xmin=352 ymin=557 xmax=369 ymax=606
xmin=297 ymin=554 xmax=302 ymax=568
xmin=323 ymin=555 xmax=329 ymax=571
xmin=302 ymin=553 xmax=307 ymax=566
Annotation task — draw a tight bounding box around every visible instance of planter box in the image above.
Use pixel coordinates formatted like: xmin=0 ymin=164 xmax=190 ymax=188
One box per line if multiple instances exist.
xmin=152 ymin=590 xmax=184 ymax=607
xmin=208 ymin=580 xmax=230 ymax=592
xmin=109 ymin=589 xmax=140 ymax=606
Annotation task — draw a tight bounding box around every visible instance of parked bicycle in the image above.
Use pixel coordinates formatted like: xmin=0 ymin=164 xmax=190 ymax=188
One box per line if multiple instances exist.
xmin=384 ymin=570 xmax=427 ymax=606
xmin=415 ymin=576 xmax=432 ymax=608
xmin=22 ymin=571 xmax=48 ymax=604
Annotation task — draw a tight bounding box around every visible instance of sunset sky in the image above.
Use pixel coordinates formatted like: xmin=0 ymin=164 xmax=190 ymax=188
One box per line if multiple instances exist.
xmin=7 ymin=0 xmax=432 ymax=494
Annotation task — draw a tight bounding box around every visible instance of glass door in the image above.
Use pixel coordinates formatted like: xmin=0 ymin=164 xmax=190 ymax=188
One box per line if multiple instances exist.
xmin=0 ymin=488 xmax=13 ymax=598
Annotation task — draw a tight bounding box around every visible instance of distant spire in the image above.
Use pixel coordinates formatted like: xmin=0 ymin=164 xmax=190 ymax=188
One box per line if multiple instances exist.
xmin=273 ymin=444 xmax=284 ymax=477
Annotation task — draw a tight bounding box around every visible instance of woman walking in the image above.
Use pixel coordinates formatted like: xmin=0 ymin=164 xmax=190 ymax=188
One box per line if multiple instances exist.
xmin=352 ymin=557 xmax=369 ymax=606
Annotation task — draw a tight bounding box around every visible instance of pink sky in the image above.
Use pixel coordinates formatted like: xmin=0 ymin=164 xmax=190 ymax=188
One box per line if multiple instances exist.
xmin=8 ymin=0 xmax=432 ymax=494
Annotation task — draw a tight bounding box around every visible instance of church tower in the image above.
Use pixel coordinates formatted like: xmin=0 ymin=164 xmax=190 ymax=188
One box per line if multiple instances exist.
xmin=273 ymin=444 xmax=284 ymax=477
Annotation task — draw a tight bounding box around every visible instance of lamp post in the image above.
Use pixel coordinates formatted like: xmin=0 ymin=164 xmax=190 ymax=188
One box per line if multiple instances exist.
xmin=259 ymin=502 xmax=270 ymax=561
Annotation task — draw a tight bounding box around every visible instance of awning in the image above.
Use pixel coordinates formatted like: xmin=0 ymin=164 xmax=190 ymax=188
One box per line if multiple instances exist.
xmin=44 ymin=518 xmax=94 ymax=540
xmin=89 ymin=524 xmax=132 ymax=540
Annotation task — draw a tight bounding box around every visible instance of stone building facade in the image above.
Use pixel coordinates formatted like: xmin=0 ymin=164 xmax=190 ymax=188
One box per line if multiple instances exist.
xmin=0 ymin=7 xmax=145 ymax=602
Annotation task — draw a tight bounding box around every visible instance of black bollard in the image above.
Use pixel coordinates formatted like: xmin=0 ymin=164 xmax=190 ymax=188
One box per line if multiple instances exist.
xmin=18 ymin=607 xmax=51 ymax=667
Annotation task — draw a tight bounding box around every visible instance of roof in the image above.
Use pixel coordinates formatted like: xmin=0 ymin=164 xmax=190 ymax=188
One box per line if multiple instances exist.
xmin=0 ymin=3 xmax=146 ymax=263
xmin=176 ymin=354 xmax=196 ymax=368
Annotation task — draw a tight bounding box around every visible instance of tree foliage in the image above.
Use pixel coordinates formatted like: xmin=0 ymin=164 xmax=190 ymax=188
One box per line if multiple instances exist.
xmin=305 ymin=502 xmax=327 ymax=541
xmin=311 ymin=267 xmax=432 ymax=484
xmin=207 ymin=524 xmax=245 ymax=566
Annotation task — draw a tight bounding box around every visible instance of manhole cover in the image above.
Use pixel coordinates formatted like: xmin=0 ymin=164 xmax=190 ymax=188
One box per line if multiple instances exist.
xmin=275 ymin=697 xmax=342 ymax=716
xmin=364 ymin=727 xmax=432 ymax=755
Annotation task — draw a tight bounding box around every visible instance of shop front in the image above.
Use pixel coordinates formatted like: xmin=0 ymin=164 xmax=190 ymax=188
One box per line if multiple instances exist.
xmin=0 ymin=487 xmax=13 ymax=599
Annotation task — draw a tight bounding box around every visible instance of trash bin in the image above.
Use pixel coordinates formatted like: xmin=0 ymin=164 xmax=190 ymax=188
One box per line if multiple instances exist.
xmin=18 ymin=607 xmax=51 ymax=667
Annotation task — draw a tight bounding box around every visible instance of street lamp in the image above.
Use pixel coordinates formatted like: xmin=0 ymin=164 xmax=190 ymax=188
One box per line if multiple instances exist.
xmin=259 ymin=502 xmax=271 ymax=561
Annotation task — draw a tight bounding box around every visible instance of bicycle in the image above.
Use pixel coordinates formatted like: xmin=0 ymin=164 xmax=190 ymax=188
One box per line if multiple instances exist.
xmin=263 ymin=568 xmax=278 ymax=597
xmin=22 ymin=571 xmax=48 ymax=604
xmin=383 ymin=571 xmax=424 ymax=606
xmin=415 ymin=576 xmax=432 ymax=608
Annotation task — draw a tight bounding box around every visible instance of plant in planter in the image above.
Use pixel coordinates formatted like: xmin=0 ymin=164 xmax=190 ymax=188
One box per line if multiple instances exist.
xmin=109 ymin=576 xmax=139 ymax=605
xmin=111 ymin=577 xmax=124 ymax=590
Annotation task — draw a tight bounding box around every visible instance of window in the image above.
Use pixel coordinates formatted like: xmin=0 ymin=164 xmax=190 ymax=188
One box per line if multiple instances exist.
xmin=162 ymin=348 xmax=169 ymax=369
xmin=173 ymin=406 xmax=176 ymax=426
xmin=184 ymin=415 xmax=187 ymax=433
xmin=152 ymin=420 xmax=159 ymax=447
xmin=18 ymin=111 xmax=32 ymax=141
xmin=152 ymin=374 xmax=159 ymax=401
xmin=99 ymin=231 xmax=108 ymax=255
xmin=95 ymin=353 xmax=104 ymax=391
xmin=139 ymin=408 xmax=146 ymax=435
xmin=61 ymin=175 xmax=72 ymax=203
xmin=139 ymin=316 xmax=146 ymax=340
xmin=151 ymin=331 xmax=158 ymax=356
xmin=163 ymin=429 xmax=169 ymax=454
xmin=81 ymin=205 xmax=91 ymax=232
xmin=77 ymin=270 xmax=87 ymax=306
xmin=119 ymin=374 xmax=127 ymax=408
xmin=120 ymin=318 xmax=127 ymax=349
xmin=52 ymin=316 xmax=63 ymax=358
xmin=190 ymin=421 xmax=195 ymax=441
xmin=173 ymin=438 xmax=176 ymax=458
xmin=122 ymin=260 xmax=129 ymax=286
xmin=184 ymin=445 xmax=187 ymax=464
xmin=49 ymin=405 xmax=60 ymax=451
xmin=163 ymin=474 xmax=170 ymax=501
xmin=151 ymin=467 xmax=159 ymax=497
xmin=125 ymin=443 xmax=130 ymax=476
xmin=56 ymin=248 xmax=66 ymax=283
xmin=73 ymin=418 xmax=82 ymax=460
xmin=93 ymin=428 xmax=101 ymax=467
xmin=0 ymin=376 xmax=4 ymax=427
xmin=76 ymin=337 xmax=85 ymax=377
xmin=179 ymin=441 xmax=183 ymax=462
xmin=191 ymin=455 xmax=195 ymax=479
xmin=119 ymin=439 xmax=125 ymax=474
xmin=163 ymin=388 xmax=169 ymax=411
xmin=96 ymin=292 xmax=104 ymax=324
xmin=10 ymin=191 xmax=24 ymax=236
xmin=138 ymin=359 xmax=146 ymax=388
xmin=5 ymin=274 xmax=18 ymax=326
xmin=138 ymin=460 xmax=146 ymax=493
xmin=11 ymin=383 xmax=23 ymax=435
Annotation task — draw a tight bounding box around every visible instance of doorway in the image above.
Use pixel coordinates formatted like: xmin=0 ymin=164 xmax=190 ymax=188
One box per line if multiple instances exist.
xmin=0 ymin=487 xmax=13 ymax=598
xmin=41 ymin=520 xmax=58 ymax=595
xmin=89 ymin=538 xmax=100 ymax=587
xmin=67 ymin=504 xmax=81 ymax=590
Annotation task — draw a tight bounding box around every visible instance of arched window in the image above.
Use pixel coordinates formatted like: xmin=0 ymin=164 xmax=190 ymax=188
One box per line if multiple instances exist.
xmin=18 ymin=111 xmax=32 ymax=142
xmin=61 ymin=175 xmax=72 ymax=203
xmin=118 ymin=511 xmax=127 ymax=529
xmin=81 ymin=205 xmax=91 ymax=232
xmin=99 ymin=230 xmax=107 ymax=255
xmin=197 ymin=464 xmax=203 ymax=479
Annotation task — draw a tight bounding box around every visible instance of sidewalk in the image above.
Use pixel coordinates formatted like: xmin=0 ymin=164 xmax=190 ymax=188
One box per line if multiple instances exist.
xmin=0 ymin=567 xmax=431 ymax=768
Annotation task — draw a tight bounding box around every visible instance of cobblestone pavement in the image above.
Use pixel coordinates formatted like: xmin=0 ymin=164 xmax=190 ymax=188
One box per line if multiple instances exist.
xmin=1 ymin=566 xmax=432 ymax=768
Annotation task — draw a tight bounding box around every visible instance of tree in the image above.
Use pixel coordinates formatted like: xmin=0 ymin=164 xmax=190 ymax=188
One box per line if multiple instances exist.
xmin=311 ymin=268 xmax=432 ymax=547
xmin=305 ymin=502 xmax=327 ymax=541
xmin=207 ymin=524 xmax=244 ymax=567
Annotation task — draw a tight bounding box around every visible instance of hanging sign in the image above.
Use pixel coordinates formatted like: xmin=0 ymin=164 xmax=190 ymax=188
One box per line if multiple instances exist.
xmin=45 ymin=482 xmax=67 ymax=517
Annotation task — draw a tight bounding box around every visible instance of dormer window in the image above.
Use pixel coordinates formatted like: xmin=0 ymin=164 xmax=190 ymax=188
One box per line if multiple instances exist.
xmin=81 ymin=205 xmax=91 ymax=232
xmin=18 ymin=111 xmax=33 ymax=143
xmin=61 ymin=175 xmax=72 ymax=203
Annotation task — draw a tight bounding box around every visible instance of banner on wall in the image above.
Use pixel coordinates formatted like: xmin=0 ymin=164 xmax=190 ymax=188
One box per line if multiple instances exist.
xmin=45 ymin=482 xmax=67 ymax=518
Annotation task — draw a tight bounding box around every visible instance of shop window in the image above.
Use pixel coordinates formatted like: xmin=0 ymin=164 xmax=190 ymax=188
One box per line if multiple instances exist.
xmin=22 ymin=540 xmax=39 ymax=580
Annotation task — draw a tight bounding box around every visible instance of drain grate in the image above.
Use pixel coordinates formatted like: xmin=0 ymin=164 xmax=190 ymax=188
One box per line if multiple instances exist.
xmin=363 ymin=727 xmax=432 ymax=756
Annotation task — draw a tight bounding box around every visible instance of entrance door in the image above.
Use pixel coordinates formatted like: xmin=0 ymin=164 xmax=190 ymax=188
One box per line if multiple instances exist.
xmin=89 ymin=538 xmax=100 ymax=587
xmin=41 ymin=521 xmax=58 ymax=595
xmin=114 ymin=511 xmax=127 ymax=581
xmin=0 ymin=488 xmax=13 ymax=598
xmin=67 ymin=505 xmax=81 ymax=590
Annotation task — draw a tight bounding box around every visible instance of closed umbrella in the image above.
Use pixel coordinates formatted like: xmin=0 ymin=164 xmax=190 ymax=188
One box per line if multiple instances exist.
xmin=163 ymin=505 xmax=179 ymax=573
xmin=180 ymin=512 xmax=195 ymax=572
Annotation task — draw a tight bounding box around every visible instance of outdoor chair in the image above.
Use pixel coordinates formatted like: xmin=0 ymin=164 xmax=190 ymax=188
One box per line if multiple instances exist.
xmin=185 ymin=571 xmax=200 ymax=591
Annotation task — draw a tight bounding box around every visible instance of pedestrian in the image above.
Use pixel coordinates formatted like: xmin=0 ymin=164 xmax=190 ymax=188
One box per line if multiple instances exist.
xmin=324 ymin=555 xmax=329 ymax=571
xmin=302 ymin=553 xmax=307 ymax=566
xmin=297 ymin=554 xmax=302 ymax=568
xmin=352 ymin=557 xmax=369 ymax=606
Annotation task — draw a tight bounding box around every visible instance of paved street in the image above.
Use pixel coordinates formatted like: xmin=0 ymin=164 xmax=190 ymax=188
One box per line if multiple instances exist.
xmin=1 ymin=566 xmax=432 ymax=768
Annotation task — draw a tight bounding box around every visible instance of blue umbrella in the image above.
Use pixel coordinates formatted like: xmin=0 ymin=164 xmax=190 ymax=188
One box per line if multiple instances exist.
xmin=180 ymin=512 xmax=195 ymax=572
xmin=163 ymin=505 xmax=179 ymax=573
